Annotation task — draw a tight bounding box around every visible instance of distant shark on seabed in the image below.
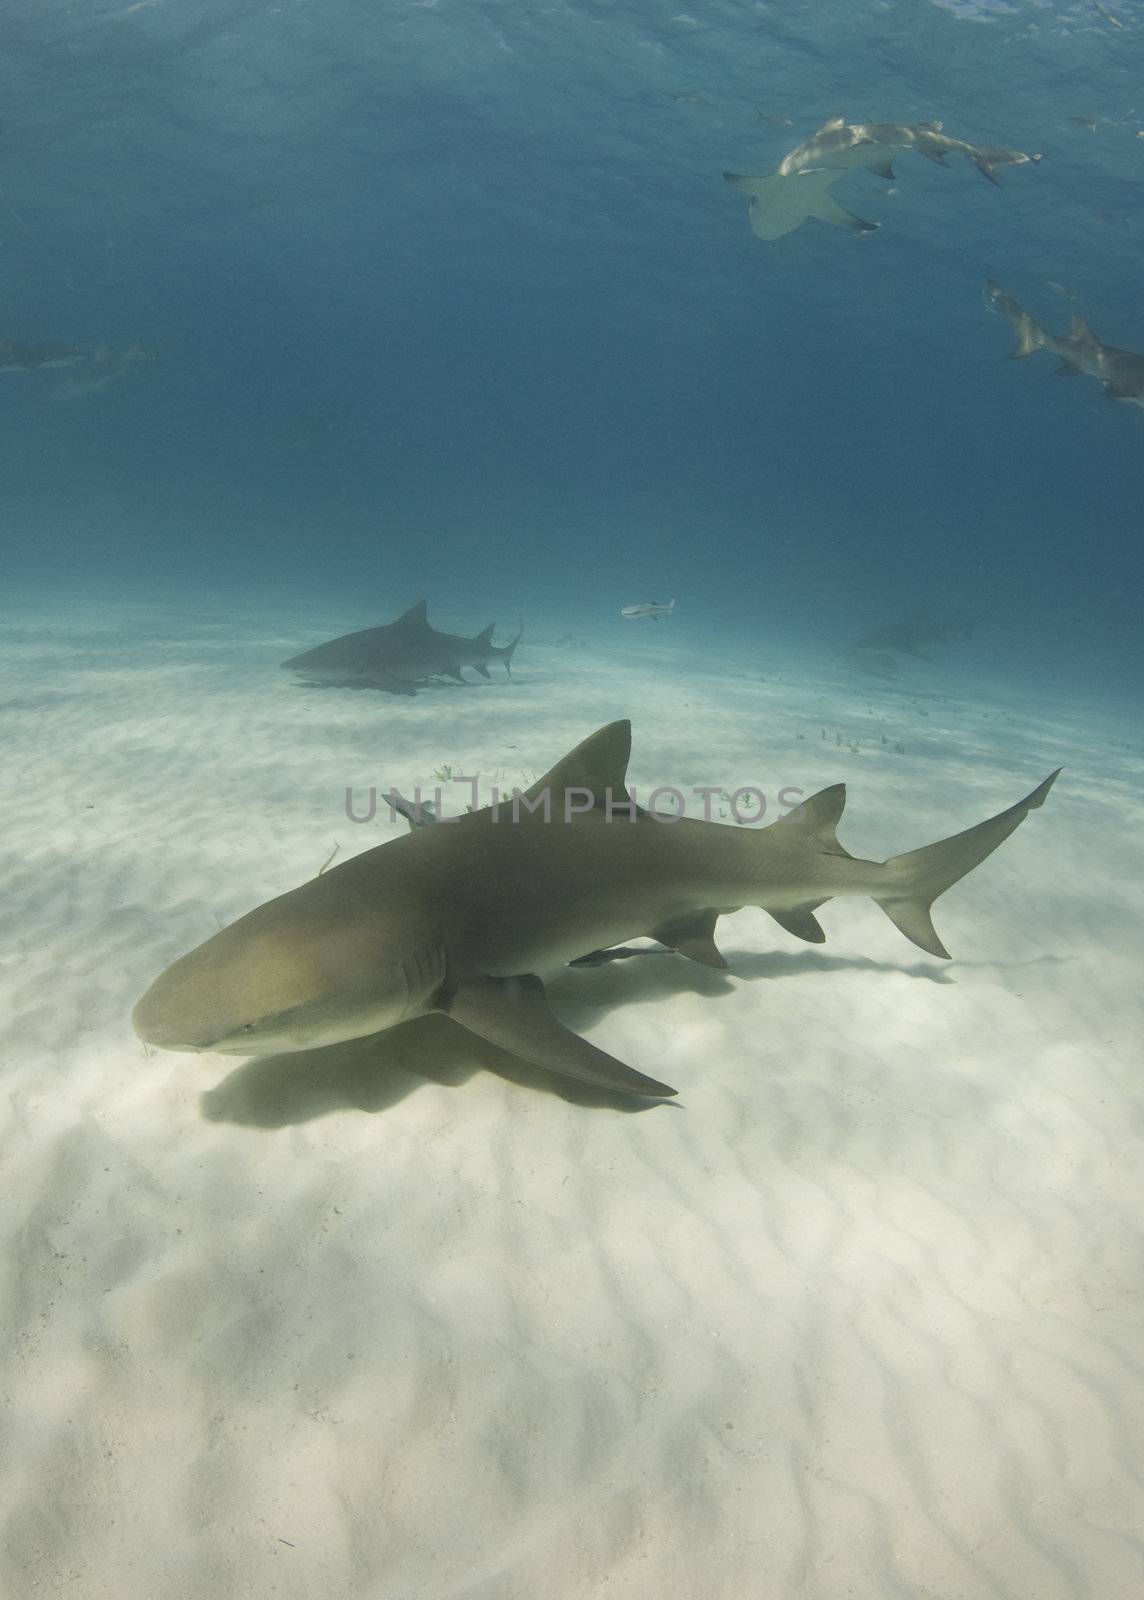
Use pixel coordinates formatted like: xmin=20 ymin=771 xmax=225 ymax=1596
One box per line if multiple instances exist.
xmin=852 ymin=607 xmax=990 ymax=662
xmin=985 ymin=280 xmax=1144 ymax=413
xmin=621 ymin=599 xmax=675 ymax=620
xmin=724 ymin=116 xmax=1041 ymax=240
xmin=133 ymin=720 xmax=1060 ymax=1100
xmin=282 ymin=600 xmax=523 ymax=693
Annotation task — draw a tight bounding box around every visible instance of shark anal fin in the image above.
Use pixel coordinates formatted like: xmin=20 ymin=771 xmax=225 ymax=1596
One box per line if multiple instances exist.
xmin=768 ymin=906 xmax=828 ymax=944
xmin=441 ymin=974 xmax=677 ymax=1097
xmin=650 ymin=909 xmax=727 ymax=969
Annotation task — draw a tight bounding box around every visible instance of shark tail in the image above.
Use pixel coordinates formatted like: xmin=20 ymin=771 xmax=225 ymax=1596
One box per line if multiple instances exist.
xmin=499 ymin=618 xmax=524 ymax=678
xmin=985 ymin=281 xmax=1048 ymax=359
xmin=873 ymin=770 xmax=1061 ymax=958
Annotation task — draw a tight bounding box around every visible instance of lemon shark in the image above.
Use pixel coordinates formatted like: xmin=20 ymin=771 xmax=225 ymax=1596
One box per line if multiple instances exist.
xmin=283 ymin=600 xmax=522 ymax=692
xmin=133 ymin=722 xmax=1059 ymax=1100
xmin=986 ymin=280 xmax=1144 ymax=412
xmin=724 ymin=116 xmax=1041 ymax=240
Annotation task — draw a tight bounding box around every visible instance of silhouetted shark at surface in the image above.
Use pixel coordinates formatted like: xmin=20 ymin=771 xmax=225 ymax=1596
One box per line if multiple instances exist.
xmin=725 ymin=116 xmax=1040 ymax=240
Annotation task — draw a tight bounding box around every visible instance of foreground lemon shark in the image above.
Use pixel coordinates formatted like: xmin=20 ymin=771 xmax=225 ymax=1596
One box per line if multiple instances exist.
xmin=133 ymin=722 xmax=1059 ymax=1098
xmin=725 ymin=116 xmax=1040 ymax=240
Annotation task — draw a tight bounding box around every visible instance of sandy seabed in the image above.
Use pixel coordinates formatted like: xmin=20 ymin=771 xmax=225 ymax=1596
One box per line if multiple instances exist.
xmin=1 ymin=600 xmax=1142 ymax=1600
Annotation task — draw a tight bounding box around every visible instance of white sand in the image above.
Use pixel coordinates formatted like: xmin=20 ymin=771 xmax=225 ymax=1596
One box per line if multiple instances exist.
xmin=2 ymin=600 xmax=1142 ymax=1599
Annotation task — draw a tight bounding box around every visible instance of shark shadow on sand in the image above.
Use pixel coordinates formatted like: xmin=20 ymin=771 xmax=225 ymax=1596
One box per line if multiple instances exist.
xmin=282 ymin=600 xmax=522 ymax=694
xmin=135 ymin=720 xmax=1060 ymax=1102
xmin=851 ymin=607 xmax=991 ymax=664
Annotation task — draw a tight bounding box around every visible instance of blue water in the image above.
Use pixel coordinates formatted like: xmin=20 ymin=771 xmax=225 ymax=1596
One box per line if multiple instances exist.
xmin=2 ymin=0 xmax=1142 ymax=698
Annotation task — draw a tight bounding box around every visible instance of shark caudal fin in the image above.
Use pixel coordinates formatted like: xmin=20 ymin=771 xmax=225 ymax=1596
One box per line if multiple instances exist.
xmin=874 ymin=770 xmax=1061 ymax=958
xmin=497 ymin=619 xmax=524 ymax=677
xmin=985 ymin=281 xmax=1048 ymax=358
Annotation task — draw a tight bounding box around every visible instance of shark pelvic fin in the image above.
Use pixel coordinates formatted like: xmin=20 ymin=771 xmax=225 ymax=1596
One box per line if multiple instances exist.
xmin=525 ymin=719 xmax=634 ymax=812
xmin=650 ymin=909 xmax=727 ymax=969
xmin=768 ymin=906 xmax=828 ymax=943
xmin=874 ymin=769 xmax=1061 ymax=959
xmin=473 ymin=662 xmax=492 ymax=679
xmin=441 ymin=973 xmax=677 ymax=1097
xmin=1055 ymin=359 xmax=1083 ymax=377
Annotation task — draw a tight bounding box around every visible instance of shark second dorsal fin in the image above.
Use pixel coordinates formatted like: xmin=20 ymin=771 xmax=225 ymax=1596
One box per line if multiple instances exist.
xmin=474 ymin=623 xmax=496 ymax=644
xmin=393 ymin=600 xmax=430 ymax=630
xmin=777 ymin=784 xmax=851 ymax=854
xmin=525 ymin=720 xmax=634 ymax=811
xmin=1068 ymin=316 xmax=1097 ymax=345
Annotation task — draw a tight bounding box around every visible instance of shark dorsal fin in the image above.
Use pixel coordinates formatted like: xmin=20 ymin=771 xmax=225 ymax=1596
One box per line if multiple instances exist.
xmin=393 ymin=600 xmax=430 ymax=630
xmin=525 ymin=720 xmax=633 ymax=810
xmin=918 ymin=119 xmax=944 ymax=132
xmin=779 ymin=784 xmax=851 ymax=854
xmin=816 ymin=116 xmax=847 ymax=134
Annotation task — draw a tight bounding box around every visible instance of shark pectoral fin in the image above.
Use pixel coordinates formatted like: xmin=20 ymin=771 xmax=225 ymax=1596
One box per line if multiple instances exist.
xmin=441 ymin=975 xmax=677 ymax=1097
xmin=809 ymin=192 xmax=878 ymax=233
xmin=768 ymin=906 xmax=828 ymax=943
xmin=473 ymin=662 xmax=492 ymax=679
xmin=650 ymin=910 xmax=727 ymax=969
xmin=970 ymin=154 xmax=1003 ymax=185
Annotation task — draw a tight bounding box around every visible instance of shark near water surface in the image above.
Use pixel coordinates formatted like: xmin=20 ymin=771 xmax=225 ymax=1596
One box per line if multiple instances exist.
xmin=134 ymin=722 xmax=1059 ymax=1100
xmin=725 ymin=117 xmax=1041 ymax=240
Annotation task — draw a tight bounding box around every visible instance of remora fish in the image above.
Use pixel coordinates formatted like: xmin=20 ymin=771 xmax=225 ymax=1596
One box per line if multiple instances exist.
xmin=283 ymin=600 xmax=523 ymax=692
xmin=724 ymin=116 xmax=1041 ymax=240
xmin=620 ymin=599 xmax=675 ymax=620
xmin=133 ymin=721 xmax=1059 ymax=1099
xmin=985 ymin=280 xmax=1144 ymax=412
